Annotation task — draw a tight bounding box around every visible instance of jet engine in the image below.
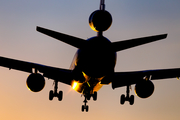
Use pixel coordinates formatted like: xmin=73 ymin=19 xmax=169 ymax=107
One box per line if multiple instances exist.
xmin=134 ymin=80 xmax=154 ymax=98
xmin=26 ymin=73 xmax=45 ymax=92
xmin=89 ymin=10 xmax=112 ymax=32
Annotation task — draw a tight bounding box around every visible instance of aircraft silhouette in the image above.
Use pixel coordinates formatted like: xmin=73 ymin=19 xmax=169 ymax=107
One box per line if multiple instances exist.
xmin=0 ymin=0 xmax=179 ymax=112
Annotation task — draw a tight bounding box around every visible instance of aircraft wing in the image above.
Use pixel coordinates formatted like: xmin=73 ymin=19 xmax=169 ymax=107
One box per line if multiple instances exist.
xmin=112 ymin=68 xmax=180 ymax=89
xmin=0 ymin=56 xmax=73 ymax=85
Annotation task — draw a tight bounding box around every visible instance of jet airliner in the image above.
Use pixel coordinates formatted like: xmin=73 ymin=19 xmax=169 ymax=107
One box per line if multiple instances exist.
xmin=0 ymin=0 xmax=180 ymax=112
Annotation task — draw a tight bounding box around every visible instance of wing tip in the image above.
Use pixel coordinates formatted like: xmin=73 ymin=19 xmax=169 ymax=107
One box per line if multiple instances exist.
xmin=36 ymin=26 xmax=44 ymax=32
xmin=162 ymin=33 xmax=168 ymax=39
xmin=36 ymin=26 xmax=39 ymax=31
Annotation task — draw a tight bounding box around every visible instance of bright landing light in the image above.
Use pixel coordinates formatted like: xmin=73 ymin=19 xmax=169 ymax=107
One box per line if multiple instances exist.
xmin=72 ymin=81 xmax=78 ymax=90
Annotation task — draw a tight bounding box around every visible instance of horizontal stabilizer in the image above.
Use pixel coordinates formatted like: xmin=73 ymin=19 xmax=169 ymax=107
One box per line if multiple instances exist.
xmin=112 ymin=34 xmax=167 ymax=52
xmin=37 ymin=26 xmax=86 ymax=48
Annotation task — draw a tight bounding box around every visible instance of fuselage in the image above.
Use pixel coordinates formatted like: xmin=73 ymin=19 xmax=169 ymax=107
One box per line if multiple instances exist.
xmin=71 ymin=36 xmax=117 ymax=95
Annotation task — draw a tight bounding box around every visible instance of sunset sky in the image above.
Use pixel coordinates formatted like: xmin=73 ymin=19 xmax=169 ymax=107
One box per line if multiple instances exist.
xmin=0 ymin=0 xmax=180 ymax=120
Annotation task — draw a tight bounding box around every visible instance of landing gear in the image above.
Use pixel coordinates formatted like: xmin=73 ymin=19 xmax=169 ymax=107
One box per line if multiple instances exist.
xmin=86 ymin=92 xmax=97 ymax=101
xmin=93 ymin=91 xmax=97 ymax=101
xmin=120 ymin=85 xmax=134 ymax=105
xmin=49 ymin=80 xmax=63 ymax=101
xmin=81 ymin=92 xmax=97 ymax=112
xmin=82 ymin=96 xmax=89 ymax=112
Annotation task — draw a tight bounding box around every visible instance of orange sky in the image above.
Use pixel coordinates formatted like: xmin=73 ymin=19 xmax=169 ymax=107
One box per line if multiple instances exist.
xmin=0 ymin=0 xmax=180 ymax=120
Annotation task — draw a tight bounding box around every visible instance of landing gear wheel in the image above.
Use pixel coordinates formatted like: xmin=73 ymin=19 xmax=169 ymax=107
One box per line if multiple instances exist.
xmin=120 ymin=94 xmax=125 ymax=105
xmin=129 ymin=95 xmax=134 ymax=105
xmin=82 ymin=105 xmax=85 ymax=112
xmin=86 ymin=105 xmax=89 ymax=112
xmin=49 ymin=90 xmax=54 ymax=100
xmin=93 ymin=92 xmax=97 ymax=101
xmin=81 ymin=105 xmax=89 ymax=112
xmin=58 ymin=91 xmax=63 ymax=101
xmin=87 ymin=95 xmax=91 ymax=100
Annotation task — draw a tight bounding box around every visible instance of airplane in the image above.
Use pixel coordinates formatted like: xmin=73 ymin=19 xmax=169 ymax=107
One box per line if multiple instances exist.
xmin=0 ymin=0 xmax=180 ymax=112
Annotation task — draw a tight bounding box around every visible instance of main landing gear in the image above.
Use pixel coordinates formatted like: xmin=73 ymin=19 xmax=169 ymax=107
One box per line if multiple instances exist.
xmin=120 ymin=85 xmax=134 ymax=105
xmin=49 ymin=80 xmax=63 ymax=101
xmin=81 ymin=92 xmax=97 ymax=112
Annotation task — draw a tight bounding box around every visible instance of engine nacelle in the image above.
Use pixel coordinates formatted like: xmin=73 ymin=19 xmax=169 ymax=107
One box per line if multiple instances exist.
xmin=89 ymin=10 xmax=112 ymax=32
xmin=134 ymin=80 xmax=154 ymax=98
xmin=26 ymin=73 xmax=45 ymax=92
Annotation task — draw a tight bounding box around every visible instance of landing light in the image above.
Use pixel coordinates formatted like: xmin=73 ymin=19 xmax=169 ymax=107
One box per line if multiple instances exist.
xmin=72 ymin=81 xmax=79 ymax=90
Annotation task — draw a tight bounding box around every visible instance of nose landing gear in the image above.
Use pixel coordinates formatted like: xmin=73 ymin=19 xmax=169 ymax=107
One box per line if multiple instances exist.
xmin=82 ymin=97 xmax=89 ymax=112
xmin=120 ymin=85 xmax=134 ymax=105
xmin=81 ymin=92 xmax=97 ymax=112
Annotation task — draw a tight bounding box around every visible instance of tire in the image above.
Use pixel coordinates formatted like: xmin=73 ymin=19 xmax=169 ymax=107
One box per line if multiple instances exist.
xmin=87 ymin=95 xmax=91 ymax=100
xmin=58 ymin=91 xmax=63 ymax=101
xmin=49 ymin=90 xmax=54 ymax=101
xmin=93 ymin=92 xmax=97 ymax=101
xmin=86 ymin=105 xmax=89 ymax=112
xmin=129 ymin=95 xmax=134 ymax=105
xmin=120 ymin=94 xmax=125 ymax=105
xmin=82 ymin=105 xmax=85 ymax=112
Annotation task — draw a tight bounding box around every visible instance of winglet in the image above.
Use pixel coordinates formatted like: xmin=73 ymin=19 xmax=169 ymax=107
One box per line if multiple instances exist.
xmin=36 ymin=26 xmax=86 ymax=48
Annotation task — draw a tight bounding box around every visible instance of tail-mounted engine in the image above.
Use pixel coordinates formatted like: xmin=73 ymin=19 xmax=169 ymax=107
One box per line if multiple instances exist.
xmin=134 ymin=80 xmax=155 ymax=98
xmin=26 ymin=73 xmax=45 ymax=92
xmin=89 ymin=10 xmax=112 ymax=32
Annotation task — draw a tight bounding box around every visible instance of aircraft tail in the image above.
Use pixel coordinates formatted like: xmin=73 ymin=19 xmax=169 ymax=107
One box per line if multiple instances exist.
xmin=36 ymin=26 xmax=86 ymax=48
xmin=112 ymin=34 xmax=167 ymax=52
